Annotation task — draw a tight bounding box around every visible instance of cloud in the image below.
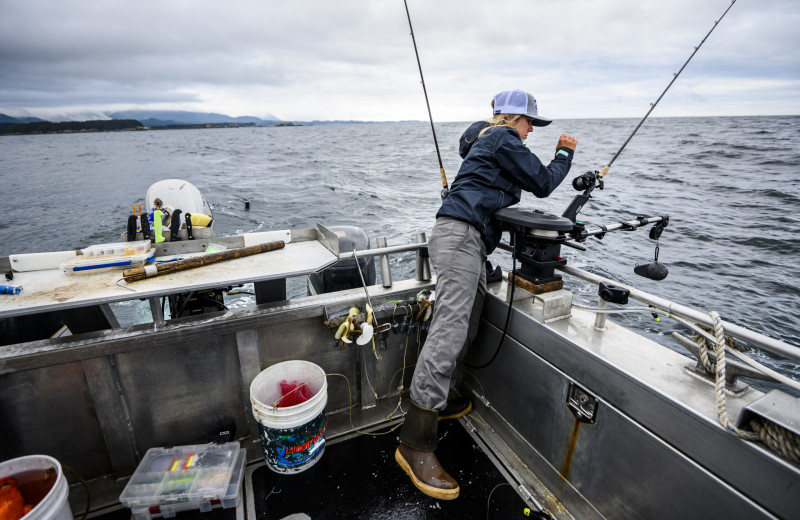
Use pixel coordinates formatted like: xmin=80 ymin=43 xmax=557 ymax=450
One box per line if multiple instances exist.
xmin=0 ymin=0 xmax=798 ymax=121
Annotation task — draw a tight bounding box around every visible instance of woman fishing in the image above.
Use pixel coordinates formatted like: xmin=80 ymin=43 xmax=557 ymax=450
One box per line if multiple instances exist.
xmin=395 ymin=89 xmax=577 ymax=500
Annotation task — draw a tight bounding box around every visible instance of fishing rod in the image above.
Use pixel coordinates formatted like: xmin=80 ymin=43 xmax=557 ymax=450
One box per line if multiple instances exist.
xmin=597 ymin=0 xmax=738 ymax=181
xmin=474 ymin=2 xmax=738 ymax=372
xmin=562 ymin=0 xmax=738 ymax=223
xmin=403 ymin=0 xmax=449 ymax=200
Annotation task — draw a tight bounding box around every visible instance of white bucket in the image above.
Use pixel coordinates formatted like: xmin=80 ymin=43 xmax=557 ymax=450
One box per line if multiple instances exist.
xmin=249 ymin=360 xmax=328 ymax=474
xmin=0 ymin=455 xmax=71 ymax=520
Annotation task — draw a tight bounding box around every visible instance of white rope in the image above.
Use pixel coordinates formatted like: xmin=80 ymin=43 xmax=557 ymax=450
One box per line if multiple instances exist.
xmin=574 ymin=302 xmax=800 ymax=461
xmin=694 ymin=312 xmax=800 ymax=462
xmin=705 ymin=312 xmax=759 ymax=440
xmin=575 ymin=302 xmax=800 ymax=392
xmin=693 ymin=329 xmax=715 ymax=374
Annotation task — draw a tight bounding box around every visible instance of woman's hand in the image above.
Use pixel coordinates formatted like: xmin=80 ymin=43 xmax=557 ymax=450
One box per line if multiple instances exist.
xmin=557 ymin=134 xmax=578 ymax=152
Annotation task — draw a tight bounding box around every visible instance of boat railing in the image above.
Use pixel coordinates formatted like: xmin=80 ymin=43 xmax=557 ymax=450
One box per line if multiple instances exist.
xmin=333 ymin=233 xmax=799 ymax=368
xmin=557 ymin=264 xmax=800 ymax=366
xmin=335 ymin=232 xmax=431 ymax=288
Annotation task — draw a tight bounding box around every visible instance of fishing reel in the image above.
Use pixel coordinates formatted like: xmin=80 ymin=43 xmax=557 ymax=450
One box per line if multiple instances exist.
xmin=562 ymin=171 xmax=604 ymax=224
xmin=572 ymin=170 xmax=604 ymax=192
xmin=561 ymin=169 xmax=670 ymax=281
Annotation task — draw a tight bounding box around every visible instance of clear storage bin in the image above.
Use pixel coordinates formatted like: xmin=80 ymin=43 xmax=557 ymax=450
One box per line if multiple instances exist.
xmin=120 ymin=443 xmax=242 ymax=511
xmin=128 ymin=449 xmax=246 ymax=520
xmin=81 ymin=240 xmax=151 ymax=258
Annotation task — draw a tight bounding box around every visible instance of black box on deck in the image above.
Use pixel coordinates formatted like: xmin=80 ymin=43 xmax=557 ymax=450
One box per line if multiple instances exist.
xmin=308 ymin=226 xmax=376 ymax=295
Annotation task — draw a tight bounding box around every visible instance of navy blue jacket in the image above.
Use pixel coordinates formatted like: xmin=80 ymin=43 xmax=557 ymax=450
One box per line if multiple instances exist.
xmin=437 ymin=121 xmax=574 ymax=253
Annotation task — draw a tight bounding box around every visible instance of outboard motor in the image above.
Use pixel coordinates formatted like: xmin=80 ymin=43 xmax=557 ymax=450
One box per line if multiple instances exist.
xmin=308 ymin=226 xmax=376 ymax=295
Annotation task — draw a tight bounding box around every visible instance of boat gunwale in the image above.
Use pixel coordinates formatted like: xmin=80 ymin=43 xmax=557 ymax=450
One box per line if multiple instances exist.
xmin=0 ymin=278 xmax=435 ymax=373
xmin=472 ymin=286 xmax=798 ymax=519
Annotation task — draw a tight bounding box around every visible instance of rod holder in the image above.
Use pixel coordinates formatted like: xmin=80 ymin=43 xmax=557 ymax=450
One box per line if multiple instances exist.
xmin=149 ymin=297 xmax=165 ymax=326
xmin=415 ymin=232 xmax=431 ymax=282
xmin=594 ymin=299 xmax=609 ymax=330
xmin=376 ymin=236 xmax=392 ymax=288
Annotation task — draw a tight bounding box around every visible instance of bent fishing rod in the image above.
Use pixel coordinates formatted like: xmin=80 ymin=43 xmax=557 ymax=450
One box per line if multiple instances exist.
xmin=562 ymin=0 xmax=737 ymax=223
xmin=403 ymin=0 xmax=449 ymax=200
xmin=598 ymin=0 xmax=738 ymax=181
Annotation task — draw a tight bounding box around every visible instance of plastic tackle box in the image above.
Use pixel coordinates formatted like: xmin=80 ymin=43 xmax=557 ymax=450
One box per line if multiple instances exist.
xmin=127 ymin=449 xmax=246 ymax=520
xmin=60 ymin=249 xmax=155 ymax=275
xmin=81 ymin=240 xmax=151 ymax=258
xmin=120 ymin=443 xmax=242 ymax=514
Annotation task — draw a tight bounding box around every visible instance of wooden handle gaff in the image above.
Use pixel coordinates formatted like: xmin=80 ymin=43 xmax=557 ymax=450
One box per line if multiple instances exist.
xmin=122 ymin=240 xmax=286 ymax=282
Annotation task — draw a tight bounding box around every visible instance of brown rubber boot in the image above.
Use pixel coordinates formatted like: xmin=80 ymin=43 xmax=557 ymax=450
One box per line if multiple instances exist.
xmin=439 ymin=396 xmax=472 ymax=421
xmin=396 ymin=401 xmax=460 ymax=500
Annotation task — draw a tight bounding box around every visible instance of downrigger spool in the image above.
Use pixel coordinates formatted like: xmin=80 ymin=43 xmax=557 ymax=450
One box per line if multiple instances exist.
xmin=493 ymin=208 xmax=574 ymax=293
xmin=493 ymin=168 xmax=670 ymax=292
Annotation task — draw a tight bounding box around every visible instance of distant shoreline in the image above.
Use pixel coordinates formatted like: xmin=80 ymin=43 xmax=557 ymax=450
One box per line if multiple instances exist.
xmin=4 ymin=113 xmax=795 ymax=136
xmin=0 ymin=120 xmax=263 ymax=136
xmin=0 ymin=119 xmax=428 ymax=136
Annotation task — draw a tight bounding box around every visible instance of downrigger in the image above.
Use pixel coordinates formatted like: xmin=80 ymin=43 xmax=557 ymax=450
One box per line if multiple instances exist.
xmin=493 ymin=168 xmax=669 ymax=295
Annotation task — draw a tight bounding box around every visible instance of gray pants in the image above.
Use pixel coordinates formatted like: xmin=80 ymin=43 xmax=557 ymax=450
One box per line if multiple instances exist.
xmin=410 ymin=217 xmax=487 ymax=411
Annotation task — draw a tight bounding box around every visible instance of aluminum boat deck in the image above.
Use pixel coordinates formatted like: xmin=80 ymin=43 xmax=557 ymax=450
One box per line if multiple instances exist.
xmin=2 ymin=225 xmax=798 ymax=520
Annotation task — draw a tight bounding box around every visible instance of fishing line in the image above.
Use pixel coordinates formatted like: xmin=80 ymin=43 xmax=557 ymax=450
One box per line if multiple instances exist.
xmin=486 ymin=482 xmax=512 ymax=520
xmin=403 ymin=0 xmax=449 ymax=200
xmin=273 ymin=373 xmax=405 ymax=436
xmin=598 ymin=0 xmax=738 ymax=181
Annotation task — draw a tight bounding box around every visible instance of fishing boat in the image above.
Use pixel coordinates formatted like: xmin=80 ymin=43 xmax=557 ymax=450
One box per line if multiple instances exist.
xmin=0 ymin=170 xmax=798 ymax=519
xmin=2 ymin=2 xmax=798 ymax=518
xmin=126 ymin=179 xmax=215 ymax=243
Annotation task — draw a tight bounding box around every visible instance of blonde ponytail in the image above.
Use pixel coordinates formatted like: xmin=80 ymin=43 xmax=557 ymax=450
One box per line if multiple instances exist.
xmin=478 ymin=114 xmax=524 ymax=138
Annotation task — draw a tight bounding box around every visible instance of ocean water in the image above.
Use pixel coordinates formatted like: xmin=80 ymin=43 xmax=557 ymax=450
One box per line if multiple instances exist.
xmin=1 ymin=116 xmax=798 ymax=380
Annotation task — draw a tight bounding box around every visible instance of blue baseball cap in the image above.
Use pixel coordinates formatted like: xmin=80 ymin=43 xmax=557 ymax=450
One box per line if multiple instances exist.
xmin=493 ymin=89 xmax=552 ymax=127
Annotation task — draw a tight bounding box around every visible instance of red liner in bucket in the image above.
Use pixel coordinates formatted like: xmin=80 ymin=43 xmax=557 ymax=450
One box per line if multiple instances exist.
xmin=250 ymin=361 xmax=328 ymax=474
xmin=277 ymin=380 xmax=315 ymax=408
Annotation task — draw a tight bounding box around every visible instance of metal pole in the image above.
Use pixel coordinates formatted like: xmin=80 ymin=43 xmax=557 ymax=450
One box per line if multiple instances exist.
xmin=594 ymin=299 xmax=609 ymax=330
xmin=148 ymin=297 xmax=164 ymax=326
xmin=337 ymin=242 xmax=427 ymax=261
xmin=376 ymin=236 xmax=393 ymax=288
xmin=415 ymin=232 xmax=431 ymax=281
xmin=579 ymin=215 xmax=667 ymax=239
xmin=559 ymin=264 xmax=800 ymax=363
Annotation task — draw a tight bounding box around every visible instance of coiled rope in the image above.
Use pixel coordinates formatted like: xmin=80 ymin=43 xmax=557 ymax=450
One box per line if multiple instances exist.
xmin=574 ymin=302 xmax=800 ymax=463
xmin=694 ymin=311 xmax=800 ymax=462
xmin=696 ymin=312 xmax=759 ymax=440
xmin=750 ymin=417 xmax=800 ymax=463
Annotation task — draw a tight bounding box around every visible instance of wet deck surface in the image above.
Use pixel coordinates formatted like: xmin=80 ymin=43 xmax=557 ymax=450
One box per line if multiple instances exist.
xmin=250 ymin=419 xmax=528 ymax=519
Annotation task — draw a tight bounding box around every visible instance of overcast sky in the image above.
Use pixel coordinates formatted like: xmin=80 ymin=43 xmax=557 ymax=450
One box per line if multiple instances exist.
xmin=1 ymin=0 xmax=798 ymax=122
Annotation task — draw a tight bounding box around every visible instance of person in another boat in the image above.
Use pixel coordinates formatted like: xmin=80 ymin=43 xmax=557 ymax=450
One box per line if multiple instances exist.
xmin=151 ymin=198 xmax=168 ymax=243
xmin=395 ymin=89 xmax=577 ymax=500
xmin=149 ymin=198 xmax=173 ymax=228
